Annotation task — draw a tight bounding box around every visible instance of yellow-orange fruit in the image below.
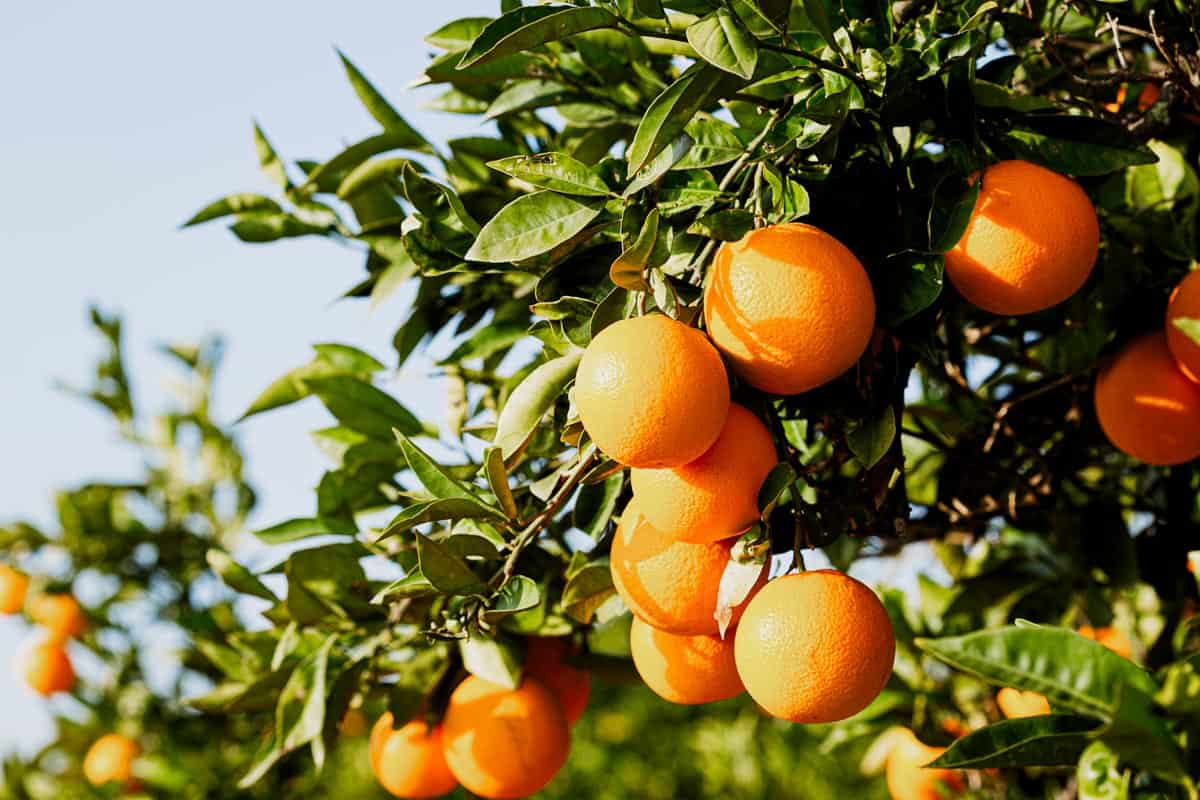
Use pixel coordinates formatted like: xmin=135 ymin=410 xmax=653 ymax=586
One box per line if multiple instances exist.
xmin=734 ymin=570 xmax=895 ymax=723
xmin=0 ymin=565 xmax=29 ymax=615
xmin=575 ymin=314 xmax=729 ymax=468
xmin=29 ymin=593 xmax=87 ymax=642
xmin=996 ymin=688 xmax=1051 ymax=719
xmin=1106 ymin=83 xmax=1159 ymax=114
xmin=945 ymin=160 xmax=1098 ymax=315
xmin=1166 ymin=269 xmax=1200 ymax=382
xmin=525 ymin=637 xmax=590 ymax=725
xmin=83 ymin=734 xmax=141 ymax=788
xmin=885 ymin=729 xmax=966 ymax=800
xmin=441 ymin=676 xmax=569 ymax=799
xmin=610 ymin=502 xmax=766 ymax=636
xmin=631 ymin=403 xmax=777 ymax=543
xmin=704 ymin=223 xmax=875 ymax=395
xmin=16 ymin=638 xmax=75 ymax=696
xmin=629 ymin=617 xmax=744 ymax=704
xmin=368 ymin=714 xmax=457 ymax=799
xmin=1078 ymin=625 xmax=1133 ymax=659
xmin=1094 ymin=332 xmax=1200 ymax=465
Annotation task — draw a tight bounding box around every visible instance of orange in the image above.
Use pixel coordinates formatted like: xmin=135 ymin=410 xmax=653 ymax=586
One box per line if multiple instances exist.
xmin=629 ymin=617 xmax=744 ymax=704
xmin=441 ymin=676 xmax=569 ymax=799
xmin=1105 ymin=83 xmax=1159 ymax=113
xmin=369 ymin=713 xmax=457 ymax=799
xmin=575 ymin=313 xmax=729 ymax=468
xmin=83 ymin=734 xmax=141 ymax=788
xmin=1078 ymin=625 xmax=1133 ymax=659
xmin=610 ymin=501 xmax=766 ymax=636
xmin=631 ymin=403 xmax=777 ymax=543
xmin=996 ymin=687 xmax=1051 ymax=719
xmin=945 ymin=160 xmax=1099 ymax=315
xmin=524 ymin=636 xmax=590 ymax=725
xmin=16 ymin=637 xmax=75 ymax=696
xmin=1094 ymin=331 xmax=1200 ymax=465
xmin=704 ymin=223 xmax=875 ymax=395
xmin=0 ymin=565 xmax=28 ymax=614
xmin=734 ymin=570 xmax=894 ymax=723
xmin=885 ymin=729 xmax=965 ymax=800
xmin=1166 ymin=269 xmax=1200 ymax=382
xmin=29 ymin=593 xmax=87 ymax=642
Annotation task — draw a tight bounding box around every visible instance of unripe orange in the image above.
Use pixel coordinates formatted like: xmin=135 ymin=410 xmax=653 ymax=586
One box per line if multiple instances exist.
xmin=734 ymin=570 xmax=894 ymax=723
xmin=629 ymin=617 xmax=743 ymax=704
xmin=0 ymin=565 xmax=29 ymax=614
xmin=945 ymin=160 xmax=1098 ymax=315
xmin=524 ymin=636 xmax=590 ymax=725
xmin=996 ymin=688 xmax=1050 ymax=719
xmin=1094 ymin=331 xmax=1200 ymax=465
xmin=704 ymin=223 xmax=875 ymax=395
xmin=16 ymin=637 xmax=75 ymax=696
xmin=28 ymin=593 xmax=87 ymax=642
xmin=83 ymin=734 xmax=141 ymax=788
xmin=441 ymin=676 xmax=569 ymax=799
xmin=1166 ymin=269 xmax=1200 ymax=382
xmin=368 ymin=713 xmax=457 ymax=799
xmin=885 ymin=729 xmax=965 ymax=800
xmin=610 ymin=501 xmax=766 ymax=636
xmin=575 ymin=314 xmax=729 ymax=468
xmin=631 ymin=403 xmax=777 ymax=543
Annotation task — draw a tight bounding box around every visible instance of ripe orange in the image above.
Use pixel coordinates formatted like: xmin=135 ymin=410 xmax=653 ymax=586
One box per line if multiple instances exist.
xmin=885 ymin=729 xmax=965 ymax=800
xmin=369 ymin=713 xmax=457 ymax=799
xmin=631 ymin=403 xmax=777 ymax=543
xmin=441 ymin=676 xmax=569 ymax=799
xmin=996 ymin=687 xmax=1051 ymax=719
xmin=83 ymin=734 xmax=141 ymax=788
xmin=574 ymin=313 xmax=730 ymax=468
xmin=1105 ymin=83 xmax=1159 ymax=114
xmin=524 ymin=636 xmax=590 ymax=725
xmin=610 ymin=501 xmax=766 ymax=636
xmin=29 ymin=593 xmax=87 ymax=642
xmin=16 ymin=637 xmax=75 ymax=696
xmin=734 ymin=570 xmax=894 ymax=723
xmin=1078 ymin=625 xmax=1133 ymax=659
xmin=945 ymin=160 xmax=1099 ymax=315
xmin=0 ymin=565 xmax=29 ymax=614
xmin=1166 ymin=269 xmax=1200 ymax=382
xmin=704 ymin=223 xmax=875 ymax=395
xmin=629 ymin=617 xmax=744 ymax=704
xmin=1094 ymin=331 xmax=1200 ymax=465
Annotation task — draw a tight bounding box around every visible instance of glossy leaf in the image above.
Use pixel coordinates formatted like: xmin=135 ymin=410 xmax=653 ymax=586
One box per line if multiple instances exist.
xmin=488 ymin=152 xmax=611 ymax=197
xmin=254 ymin=517 xmax=356 ymax=545
xmin=848 ymin=408 xmax=896 ymax=469
xmin=929 ymin=715 xmax=1099 ymax=768
xmin=207 ymin=549 xmax=276 ymax=602
xmin=686 ymin=7 xmax=759 ymax=79
xmin=494 ymin=350 xmax=583 ymax=459
xmin=610 ymin=209 xmax=659 ymax=291
xmin=484 ymin=576 xmax=541 ymax=622
xmin=458 ymin=6 xmax=619 ymax=68
xmin=628 ymin=65 xmax=741 ymax=174
xmin=337 ymin=50 xmax=428 ymax=150
xmin=483 ymin=446 xmax=519 ymax=519
xmin=459 ymin=635 xmax=523 ymax=689
xmin=416 ymin=534 xmax=486 ymax=594
xmin=466 ymin=191 xmax=605 ymax=263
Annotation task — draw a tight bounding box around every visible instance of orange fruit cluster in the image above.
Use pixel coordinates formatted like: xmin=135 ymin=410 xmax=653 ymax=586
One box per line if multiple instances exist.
xmin=5 ymin=575 xmax=87 ymax=698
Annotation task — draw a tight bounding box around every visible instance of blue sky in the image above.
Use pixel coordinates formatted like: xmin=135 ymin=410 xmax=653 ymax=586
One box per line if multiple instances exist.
xmin=0 ymin=0 xmax=494 ymax=755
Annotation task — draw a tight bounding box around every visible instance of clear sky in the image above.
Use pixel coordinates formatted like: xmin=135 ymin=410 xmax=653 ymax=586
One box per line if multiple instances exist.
xmin=0 ymin=0 xmax=494 ymax=755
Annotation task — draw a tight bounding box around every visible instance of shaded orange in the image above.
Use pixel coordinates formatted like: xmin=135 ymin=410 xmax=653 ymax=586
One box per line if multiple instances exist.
xmin=16 ymin=637 xmax=75 ymax=696
xmin=83 ymin=734 xmax=141 ymax=788
xmin=0 ymin=565 xmax=28 ymax=615
xmin=629 ymin=617 xmax=743 ymax=704
xmin=1078 ymin=625 xmax=1133 ymax=659
xmin=441 ymin=676 xmax=569 ymax=799
xmin=1105 ymin=83 xmax=1159 ymax=113
xmin=525 ymin=636 xmax=591 ymax=725
xmin=368 ymin=713 xmax=457 ymax=799
xmin=704 ymin=223 xmax=875 ymax=395
xmin=631 ymin=403 xmax=777 ymax=544
xmin=885 ymin=729 xmax=966 ymax=800
xmin=996 ymin=687 xmax=1051 ymax=719
xmin=1166 ymin=269 xmax=1200 ymax=382
xmin=734 ymin=570 xmax=894 ymax=723
xmin=339 ymin=708 xmax=369 ymax=737
xmin=29 ymin=593 xmax=87 ymax=642
xmin=1094 ymin=331 xmax=1200 ymax=465
xmin=575 ymin=313 xmax=729 ymax=468
xmin=945 ymin=160 xmax=1098 ymax=315
xmin=610 ymin=501 xmax=766 ymax=636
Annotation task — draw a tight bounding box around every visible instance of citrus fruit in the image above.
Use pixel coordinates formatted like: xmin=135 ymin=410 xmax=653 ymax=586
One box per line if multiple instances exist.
xmin=734 ymin=570 xmax=895 ymax=723
xmin=610 ymin=501 xmax=766 ymax=635
xmin=996 ymin=688 xmax=1051 ymax=719
xmin=1166 ymin=269 xmax=1200 ymax=382
xmin=704 ymin=223 xmax=875 ymax=395
xmin=945 ymin=160 xmax=1099 ymax=315
xmin=369 ymin=713 xmax=457 ymax=799
xmin=28 ymin=593 xmax=87 ymax=642
xmin=83 ymin=734 xmax=141 ymax=788
xmin=1078 ymin=625 xmax=1133 ymax=659
xmin=885 ymin=729 xmax=965 ymax=800
xmin=441 ymin=676 xmax=569 ymax=799
xmin=0 ymin=565 xmax=28 ymax=615
xmin=631 ymin=403 xmax=777 ymax=543
xmin=629 ymin=617 xmax=743 ymax=704
xmin=16 ymin=637 xmax=75 ymax=696
xmin=1094 ymin=331 xmax=1200 ymax=465
xmin=525 ymin=636 xmax=590 ymax=725
xmin=575 ymin=313 xmax=729 ymax=468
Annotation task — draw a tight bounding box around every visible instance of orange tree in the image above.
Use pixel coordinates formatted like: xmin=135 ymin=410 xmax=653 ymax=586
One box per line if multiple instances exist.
xmin=138 ymin=0 xmax=1200 ymax=796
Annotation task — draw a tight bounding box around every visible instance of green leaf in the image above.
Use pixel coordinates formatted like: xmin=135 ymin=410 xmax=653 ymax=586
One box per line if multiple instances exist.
xmin=303 ymin=132 xmax=423 ymax=193
xmin=848 ymin=408 xmax=896 ymax=469
xmin=628 ymin=65 xmax=742 ymax=174
xmin=688 ymin=208 xmax=754 ymax=241
xmin=494 ymin=350 xmax=583 ymax=459
xmin=334 ymin=157 xmax=412 ymax=199
xmin=686 ymin=7 xmax=759 ymax=79
xmin=624 ymin=134 xmax=694 ymax=197
xmin=676 ymin=117 xmax=744 ymax=170
xmin=337 ymin=51 xmax=428 ymax=151
xmin=879 ymin=253 xmax=944 ymax=326
xmin=487 ymin=153 xmax=611 ymax=197
xmin=931 ymin=178 xmax=981 ymax=253
xmin=484 ymin=576 xmax=541 ymax=622
xmin=387 ymin=646 xmax=451 ymax=725
xmin=562 ymin=564 xmax=616 ymax=624
xmin=1077 ymin=741 xmax=1130 ymax=800
xmin=757 ymin=462 xmax=796 ymax=518
xmin=466 ymin=191 xmax=605 ymax=263
xmin=1001 ymin=125 xmax=1158 ymax=177
xmin=426 ymin=17 xmax=492 ymax=50
xmin=458 ymin=5 xmax=619 ymax=69
xmin=207 ymin=549 xmax=276 ymax=602
xmin=572 ymin=472 xmax=625 ymax=539
xmin=394 ymin=431 xmax=476 ymax=500
xmin=229 ymin=213 xmax=330 ymax=243
xmin=1094 ymin=683 xmax=1187 ymax=784
xmin=459 ymin=635 xmax=523 ymax=689
xmin=371 ymin=570 xmax=437 ymax=602
xmin=184 ymin=194 xmax=281 ymax=227
xmin=416 ymin=534 xmax=486 ymax=595
xmin=610 ymin=209 xmax=659 ymax=291
xmin=253 ymin=122 xmax=290 ymax=189
xmin=254 ymin=517 xmax=356 ymax=545
xmin=802 ymin=0 xmax=839 ymax=52
xmin=277 ymin=635 xmax=335 ymax=753
xmin=483 ymin=447 xmax=519 ymax=519
xmin=761 ymin=165 xmax=810 ymax=223
xmin=379 ymin=498 xmax=504 ymax=539
xmin=929 ymin=715 xmax=1099 ymax=769
xmin=306 ymin=376 xmax=423 ymax=439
